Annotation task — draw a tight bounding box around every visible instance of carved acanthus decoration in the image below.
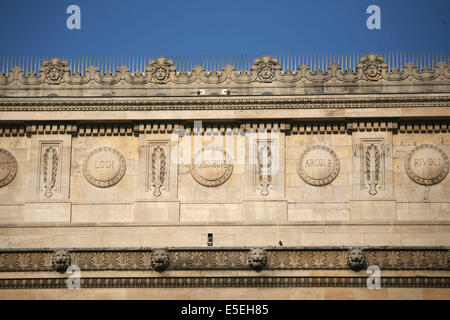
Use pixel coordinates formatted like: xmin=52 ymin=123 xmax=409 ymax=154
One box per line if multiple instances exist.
xmin=51 ymin=250 xmax=71 ymax=273
xmin=366 ymin=144 xmax=380 ymax=195
xmin=346 ymin=248 xmax=366 ymax=271
xmin=357 ymin=53 xmax=387 ymax=81
xmin=150 ymin=249 xmax=170 ymax=272
xmin=145 ymin=57 xmax=176 ymax=84
xmin=39 ymin=58 xmax=71 ymax=85
xmin=247 ymin=248 xmax=268 ymax=271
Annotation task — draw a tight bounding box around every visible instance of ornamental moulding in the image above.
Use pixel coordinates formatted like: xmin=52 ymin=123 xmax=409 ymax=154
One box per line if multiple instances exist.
xmin=0 ymin=95 xmax=449 ymax=112
xmin=0 ymin=54 xmax=449 ymax=89
xmin=0 ymin=276 xmax=448 ymax=289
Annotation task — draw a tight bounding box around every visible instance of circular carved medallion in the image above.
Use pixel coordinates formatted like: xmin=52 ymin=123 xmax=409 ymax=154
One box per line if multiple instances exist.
xmin=297 ymin=145 xmax=340 ymax=186
xmin=83 ymin=147 xmax=126 ymax=188
xmin=190 ymin=145 xmax=233 ymax=187
xmin=405 ymin=144 xmax=449 ymax=185
xmin=0 ymin=148 xmax=18 ymax=188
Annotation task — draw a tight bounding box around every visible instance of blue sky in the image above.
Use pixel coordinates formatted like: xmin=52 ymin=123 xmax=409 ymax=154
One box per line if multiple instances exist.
xmin=0 ymin=0 xmax=449 ymax=56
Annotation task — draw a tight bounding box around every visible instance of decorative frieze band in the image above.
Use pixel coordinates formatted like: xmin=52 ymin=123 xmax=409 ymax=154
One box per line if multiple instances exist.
xmin=0 ymin=248 xmax=448 ymax=272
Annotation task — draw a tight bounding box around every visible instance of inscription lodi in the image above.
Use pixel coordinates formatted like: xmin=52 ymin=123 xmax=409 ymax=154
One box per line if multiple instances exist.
xmin=83 ymin=147 xmax=126 ymax=188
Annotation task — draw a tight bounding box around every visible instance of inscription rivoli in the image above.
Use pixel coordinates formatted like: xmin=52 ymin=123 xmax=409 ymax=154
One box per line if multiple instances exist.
xmin=405 ymin=144 xmax=449 ymax=185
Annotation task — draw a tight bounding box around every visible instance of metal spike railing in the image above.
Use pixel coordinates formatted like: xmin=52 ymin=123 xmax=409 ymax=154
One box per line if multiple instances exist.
xmin=0 ymin=52 xmax=448 ymax=76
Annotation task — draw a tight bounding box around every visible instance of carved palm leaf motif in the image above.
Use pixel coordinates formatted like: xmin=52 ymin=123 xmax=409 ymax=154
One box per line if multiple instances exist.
xmin=128 ymin=251 xmax=144 ymax=270
xmin=408 ymin=251 xmax=428 ymax=269
xmin=258 ymin=144 xmax=272 ymax=196
xmin=89 ymin=252 xmax=106 ymax=270
xmin=151 ymin=146 xmax=166 ymax=197
xmin=43 ymin=146 xmax=58 ymax=198
xmin=140 ymin=251 xmax=153 ymax=270
xmin=384 ymin=251 xmax=402 ymax=269
xmin=14 ymin=253 xmax=30 ymax=270
xmin=102 ymin=252 xmax=118 ymax=269
xmin=72 ymin=252 xmax=89 ymax=270
xmin=187 ymin=251 xmax=208 ymax=269
xmin=366 ymin=144 xmax=380 ymax=195
xmin=28 ymin=253 xmax=45 ymax=271
xmin=226 ymin=251 xmax=247 ymax=268
xmin=324 ymin=251 xmax=341 ymax=269
xmin=212 ymin=251 xmax=233 ymax=268
xmin=0 ymin=254 xmax=7 ymax=271
xmin=114 ymin=252 xmax=131 ymax=270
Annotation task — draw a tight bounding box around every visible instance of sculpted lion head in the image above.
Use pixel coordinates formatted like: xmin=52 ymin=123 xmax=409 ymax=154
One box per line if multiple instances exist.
xmin=248 ymin=248 xmax=268 ymax=271
xmin=346 ymin=247 xmax=366 ymax=271
xmin=151 ymin=248 xmax=170 ymax=272
xmin=51 ymin=249 xmax=71 ymax=273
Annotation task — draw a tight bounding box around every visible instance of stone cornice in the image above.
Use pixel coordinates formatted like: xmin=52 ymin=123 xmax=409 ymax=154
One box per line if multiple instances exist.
xmin=0 ymin=94 xmax=449 ymax=112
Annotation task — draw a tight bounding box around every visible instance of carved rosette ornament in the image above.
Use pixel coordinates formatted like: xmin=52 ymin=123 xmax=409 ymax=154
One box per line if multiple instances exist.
xmin=190 ymin=145 xmax=233 ymax=187
xmin=247 ymin=248 xmax=268 ymax=271
xmin=405 ymin=144 xmax=449 ymax=186
xmin=39 ymin=58 xmax=71 ymax=85
xmin=51 ymin=249 xmax=71 ymax=273
xmin=346 ymin=248 xmax=366 ymax=271
xmin=297 ymin=145 xmax=340 ymax=186
xmin=83 ymin=147 xmax=126 ymax=188
xmin=0 ymin=148 xmax=18 ymax=188
xmin=150 ymin=249 xmax=170 ymax=272
xmin=251 ymin=55 xmax=281 ymax=83
xmin=145 ymin=57 xmax=176 ymax=84
xmin=357 ymin=53 xmax=387 ymax=81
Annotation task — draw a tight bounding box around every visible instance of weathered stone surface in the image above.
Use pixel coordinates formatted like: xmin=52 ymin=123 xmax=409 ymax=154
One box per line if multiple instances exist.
xmin=0 ymin=53 xmax=449 ymax=299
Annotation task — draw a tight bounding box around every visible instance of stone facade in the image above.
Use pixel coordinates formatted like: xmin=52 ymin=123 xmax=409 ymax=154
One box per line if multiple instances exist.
xmin=0 ymin=54 xmax=449 ymax=299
